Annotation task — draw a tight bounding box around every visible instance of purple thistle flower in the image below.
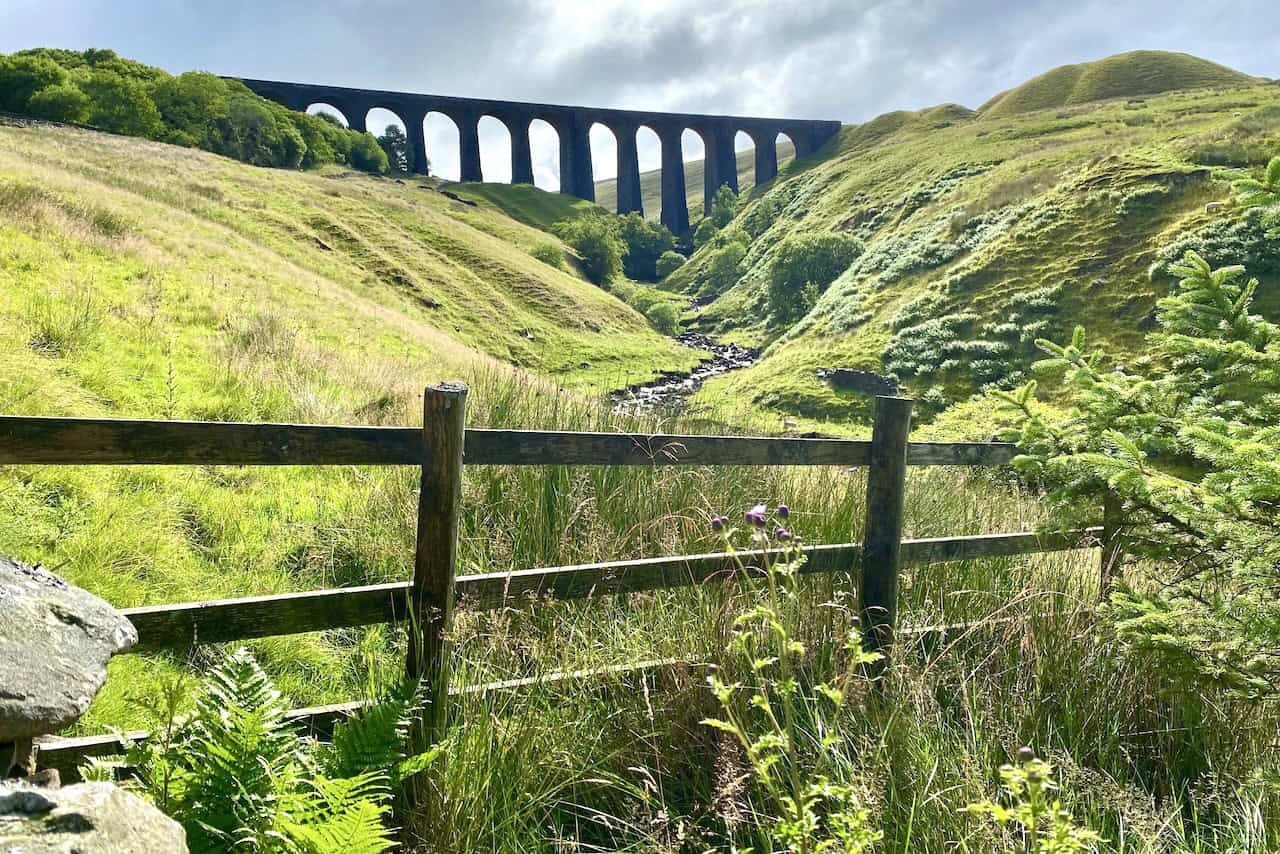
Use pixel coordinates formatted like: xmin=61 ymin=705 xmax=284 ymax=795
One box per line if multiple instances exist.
xmin=710 ymin=515 xmax=725 ymax=531
xmin=774 ymin=527 xmax=791 ymax=541
xmin=776 ymin=504 xmax=790 ymax=519
xmin=745 ymin=504 xmax=767 ymax=528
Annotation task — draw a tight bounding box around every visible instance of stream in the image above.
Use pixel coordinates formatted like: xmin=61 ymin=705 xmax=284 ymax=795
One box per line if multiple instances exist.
xmin=610 ymin=332 xmax=758 ymax=415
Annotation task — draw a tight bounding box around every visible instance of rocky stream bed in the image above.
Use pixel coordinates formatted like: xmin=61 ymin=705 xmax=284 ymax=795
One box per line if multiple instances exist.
xmin=610 ymin=332 xmax=758 ymax=414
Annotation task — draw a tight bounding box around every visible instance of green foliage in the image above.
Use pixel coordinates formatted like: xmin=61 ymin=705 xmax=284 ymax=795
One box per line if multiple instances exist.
xmin=704 ymin=506 xmax=882 ymax=853
xmin=347 ymin=133 xmax=390 ymax=175
xmin=530 ymin=242 xmax=564 ymax=269
xmin=376 ymin=124 xmax=411 ymax=174
xmin=709 ymin=183 xmax=739 ymax=228
xmin=618 ymin=213 xmax=676 ymax=281
xmin=25 ymin=81 xmax=91 ymax=123
xmin=963 ymin=752 xmax=1103 ymax=852
xmin=0 ymin=53 xmax=67 ymax=112
xmin=692 ymin=216 xmax=718 ymax=249
xmin=643 ymin=301 xmax=680 ymax=335
xmin=552 ymin=214 xmax=624 ymax=284
xmin=1 ymin=48 xmax=383 ymax=174
xmin=767 ymin=232 xmax=863 ymax=323
xmin=150 ymin=71 xmax=230 ymax=147
xmin=78 ymin=69 xmax=164 ymax=137
xmin=118 ymin=649 xmax=414 ymax=853
xmin=997 ymin=250 xmax=1280 ymax=701
xmin=655 ymin=249 xmax=686 ymax=280
xmin=705 ymin=240 xmax=747 ymax=294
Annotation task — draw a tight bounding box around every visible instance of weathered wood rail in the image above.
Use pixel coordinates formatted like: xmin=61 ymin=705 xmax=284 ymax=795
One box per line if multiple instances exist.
xmin=0 ymin=390 xmax=1109 ymax=773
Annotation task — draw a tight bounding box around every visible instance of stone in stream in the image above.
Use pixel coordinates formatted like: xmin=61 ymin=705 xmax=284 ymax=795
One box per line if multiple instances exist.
xmin=0 ymin=557 xmax=138 ymax=769
xmin=0 ymin=780 xmax=187 ymax=852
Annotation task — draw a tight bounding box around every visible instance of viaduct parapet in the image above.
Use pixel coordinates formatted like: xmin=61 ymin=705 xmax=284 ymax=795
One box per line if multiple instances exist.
xmin=236 ymin=77 xmax=842 ymax=235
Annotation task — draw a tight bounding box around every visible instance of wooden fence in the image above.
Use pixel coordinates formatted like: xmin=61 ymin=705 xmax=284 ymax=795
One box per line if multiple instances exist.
xmin=0 ymin=387 xmax=1108 ymax=775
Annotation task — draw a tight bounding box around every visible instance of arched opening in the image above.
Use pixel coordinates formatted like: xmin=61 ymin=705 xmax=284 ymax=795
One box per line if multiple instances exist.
xmin=636 ymin=125 xmax=662 ymax=220
xmin=733 ymin=131 xmax=755 ymax=195
xmin=590 ymin=123 xmax=617 ymax=183
xmin=777 ymin=132 xmax=798 ymax=173
xmin=367 ymin=107 xmax=411 ymax=174
xmin=529 ymin=118 xmax=560 ymax=192
xmin=478 ymin=116 xmax=511 ymax=184
xmin=306 ymin=103 xmax=348 ymax=127
xmin=680 ymin=128 xmax=711 ymax=222
xmin=684 ymin=128 xmax=709 ymax=221
xmin=589 ymin=123 xmax=619 ymax=210
xmin=424 ymin=112 xmax=460 ymax=181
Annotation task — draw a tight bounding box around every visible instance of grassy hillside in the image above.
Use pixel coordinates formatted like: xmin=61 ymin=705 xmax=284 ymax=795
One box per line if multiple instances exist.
xmin=0 ymin=115 xmax=718 ymax=725
xmin=595 ymin=138 xmax=796 ymax=219
xmin=980 ymin=50 xmax=1258 ymax=119
xmin=670 ymin=61 xmax=1280 ymax=435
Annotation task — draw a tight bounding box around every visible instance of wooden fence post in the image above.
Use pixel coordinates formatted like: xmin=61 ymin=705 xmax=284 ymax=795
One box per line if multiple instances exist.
xmin=859 ymin=396 xmax=913 ymax=664
xmin=407 ymin=382 xmax=467 ymax=751
xmin=1099 ymin=491 xmax=1125 ymax=599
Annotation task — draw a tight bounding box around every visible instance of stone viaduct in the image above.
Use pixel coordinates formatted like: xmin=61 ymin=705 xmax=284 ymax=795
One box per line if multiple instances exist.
xmin=236 ymin=78 xmax=842 ymax=236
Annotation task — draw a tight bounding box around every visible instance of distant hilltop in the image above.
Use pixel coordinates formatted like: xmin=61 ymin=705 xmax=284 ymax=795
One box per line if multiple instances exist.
xmin=978 ymin=50 xmax=1259 ymax=119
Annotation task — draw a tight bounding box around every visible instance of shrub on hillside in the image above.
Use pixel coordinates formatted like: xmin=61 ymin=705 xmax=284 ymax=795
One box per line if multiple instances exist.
xmin=530 ymin=243 xmax=563 ymax=268
xmin=348 ymin=132 xmax=391 ymax=174
xmin=767 ymin=232 xmax=863 ymax=322
xmin=708 ymin=183 xmax=738 ymax=228
xmin=705 ymin=240 xmax=747 ymax=294
xmin=656 ymin=249 xmax=686 ymax=280
xmin=25 ymin=82 xmax=91 ymax=123
xmin=618 ymin=213 xmax=675 ymax=280
xmin=644 ymin=301 xmax=680 ymax=335
xmin=0 ymin=53 xmax=67 ymax=113
xmin=553 ymin=214 xmax=624 ymax=284
xmin=79 ymin=70 xmax=164 ymax=137
xmin=692 ymin=216 xmax=718 ymax=249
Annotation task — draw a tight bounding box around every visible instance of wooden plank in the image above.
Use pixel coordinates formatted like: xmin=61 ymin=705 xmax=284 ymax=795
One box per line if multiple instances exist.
xmin=899 ymin=528 xmax=1102 ymax=564
xmin=407 ymin=382 xmax=467 ymax=749
xmin=36 ymin=658 xmax=696 ymax=780
xmin=906 ymin=441 xmax=1018 ymax=466
xmin=860 ymin=396 xmax=913 ymax=658
xmin=114 ymin=529 xmax=1101 ymax=653
xmin=465 ymin=429 xmax=1016 ymax=467
xmin=123 ymin=582 xmax=411 ymax=653
xmin=0 ymin=416 xmax=420 ymax=466
xmin=463 ymin=428 xmax=872 ymax=466
xmin=0 ymin=416 xmax=1017 ymax=469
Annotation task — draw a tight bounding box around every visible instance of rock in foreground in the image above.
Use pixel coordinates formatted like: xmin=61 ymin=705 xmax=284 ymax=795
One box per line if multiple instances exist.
xmin=0 ymin=557 xmax=138 ymax=743
xmin=0 ymin=780 xmax=187 ymax=852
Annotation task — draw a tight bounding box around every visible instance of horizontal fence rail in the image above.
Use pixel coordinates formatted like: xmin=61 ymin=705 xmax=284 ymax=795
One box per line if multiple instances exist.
xmin=121 ymin=528 xmax=1101 ymax=653
xmin=0 ymin=416 xmax=1018 ymax=468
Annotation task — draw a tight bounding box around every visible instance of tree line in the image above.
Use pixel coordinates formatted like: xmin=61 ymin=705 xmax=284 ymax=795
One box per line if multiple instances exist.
xmin=0 ymin=48 xmax=390 ymax=174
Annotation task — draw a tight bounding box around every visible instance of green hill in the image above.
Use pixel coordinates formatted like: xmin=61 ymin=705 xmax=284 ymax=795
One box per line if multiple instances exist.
xmin=594 ymin=138 xmax=795 ymax=219
xmin=671 ymin=61 xmax=1280 ymax=435
xmin=979 ymin=50 xmax=1257 ymax=118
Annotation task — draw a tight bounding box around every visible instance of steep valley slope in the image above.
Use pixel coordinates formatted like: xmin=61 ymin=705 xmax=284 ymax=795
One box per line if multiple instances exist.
xmin=671 ymin=52 xmax=1280 ymax=434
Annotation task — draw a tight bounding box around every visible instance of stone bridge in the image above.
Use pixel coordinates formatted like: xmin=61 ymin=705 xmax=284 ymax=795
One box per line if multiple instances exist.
xmin=236 ymin=78 xmax=842 ymax=235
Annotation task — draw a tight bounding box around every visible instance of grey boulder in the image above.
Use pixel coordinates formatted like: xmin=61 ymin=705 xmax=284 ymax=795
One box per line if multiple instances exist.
xmin=0 ymin=780 xmax=187 ymax=852
xmin=0 ymin=557 xmax=138 ymax=743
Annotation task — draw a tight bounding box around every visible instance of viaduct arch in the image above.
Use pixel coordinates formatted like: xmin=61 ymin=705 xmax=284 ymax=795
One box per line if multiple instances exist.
xmin=237 ymin=78 xmax=841 ymax=236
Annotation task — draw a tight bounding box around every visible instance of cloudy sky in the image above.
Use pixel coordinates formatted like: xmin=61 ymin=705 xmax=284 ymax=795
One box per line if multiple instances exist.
xmin=2 ymin=0 xmax=1275 ymax=188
